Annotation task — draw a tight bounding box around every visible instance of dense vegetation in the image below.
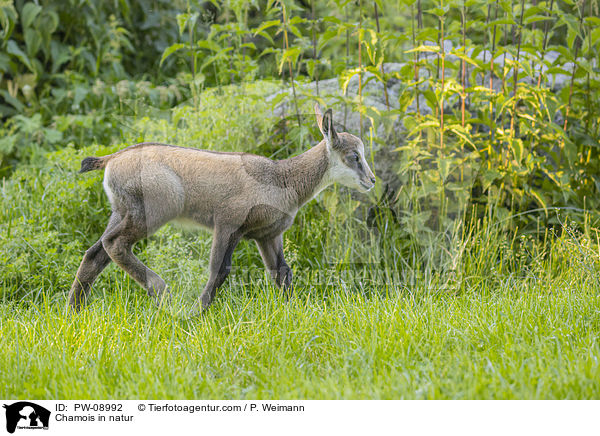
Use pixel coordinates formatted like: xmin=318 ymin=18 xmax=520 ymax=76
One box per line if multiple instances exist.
xmin=1 ymin=0 xmax=599 ymax=398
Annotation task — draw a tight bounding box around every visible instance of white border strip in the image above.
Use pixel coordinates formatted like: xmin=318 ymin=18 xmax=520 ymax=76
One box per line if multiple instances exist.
xmin=0 ymin=400 xmax=597 ymax=436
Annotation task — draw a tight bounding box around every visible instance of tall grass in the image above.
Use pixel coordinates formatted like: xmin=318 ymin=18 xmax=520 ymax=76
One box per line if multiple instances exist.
xmin=2 ymin=224 xmax=600 ymax=399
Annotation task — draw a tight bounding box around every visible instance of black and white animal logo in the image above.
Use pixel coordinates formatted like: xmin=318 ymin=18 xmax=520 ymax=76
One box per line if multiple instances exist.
xmin=3 ymin=402 xmax=50 ymax=434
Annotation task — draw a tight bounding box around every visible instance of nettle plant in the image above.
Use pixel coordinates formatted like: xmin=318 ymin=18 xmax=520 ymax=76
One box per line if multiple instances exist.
xmin=339 ymin=0 xmax=600 ymax=235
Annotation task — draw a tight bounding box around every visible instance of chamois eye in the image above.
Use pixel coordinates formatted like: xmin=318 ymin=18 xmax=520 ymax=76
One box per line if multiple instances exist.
xmin=354 ymin=153 xmax=360 ymax=162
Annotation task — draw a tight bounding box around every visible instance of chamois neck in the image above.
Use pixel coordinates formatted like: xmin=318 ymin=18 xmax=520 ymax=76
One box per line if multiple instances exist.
xmin=278 ymin=141 xmax=331 ymax=207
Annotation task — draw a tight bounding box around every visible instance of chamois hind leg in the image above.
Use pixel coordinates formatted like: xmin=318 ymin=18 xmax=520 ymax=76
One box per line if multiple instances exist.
xmin=197 ymin=226 xmax=242 ymax=311
xmin=256 ymin=234 xmax=293 ymax=293
xmin=68 ymin=212 xmax=121 ymax=311
xmin=101 ymin=213 xmax=170 ymax=305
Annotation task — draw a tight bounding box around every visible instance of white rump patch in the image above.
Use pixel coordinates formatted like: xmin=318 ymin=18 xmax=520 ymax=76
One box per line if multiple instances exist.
xmin=102 ymin=164 xmax=115 ymax=207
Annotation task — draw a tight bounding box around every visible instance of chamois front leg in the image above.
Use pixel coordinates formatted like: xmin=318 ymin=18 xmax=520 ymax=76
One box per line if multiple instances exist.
xmin=256 ymin=234 xmax=293 ymax=294
xmin=198 ymin=226 xmax=242 ymax=310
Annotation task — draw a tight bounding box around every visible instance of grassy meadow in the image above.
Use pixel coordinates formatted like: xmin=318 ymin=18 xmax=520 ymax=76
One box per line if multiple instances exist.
xmin=2 ymin=273 xmax=600 ymax=399
xmin=1 ymin=83 xmax=600 ymax=399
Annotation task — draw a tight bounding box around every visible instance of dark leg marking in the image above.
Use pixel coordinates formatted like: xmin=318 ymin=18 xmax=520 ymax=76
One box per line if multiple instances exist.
xmin=67 ymin=213 xmax=121 ymax=311
xmin=198 ymin=226 xmax=242 ymax=310
xmin=256 ymin=234 xmax=293 ymax=294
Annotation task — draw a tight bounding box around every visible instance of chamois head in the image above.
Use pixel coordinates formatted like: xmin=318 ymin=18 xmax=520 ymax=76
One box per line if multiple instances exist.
xmin=314 ymin=104 xmax=376 ymax=193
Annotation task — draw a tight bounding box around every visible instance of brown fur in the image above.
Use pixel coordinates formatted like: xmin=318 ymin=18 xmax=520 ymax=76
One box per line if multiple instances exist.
xmin=68 ymin=106 xmax=375 ymax=312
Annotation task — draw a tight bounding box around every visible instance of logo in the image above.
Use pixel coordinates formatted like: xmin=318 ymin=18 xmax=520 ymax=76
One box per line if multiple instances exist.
xmin=3 ymin=402 xmax=50 ymax=434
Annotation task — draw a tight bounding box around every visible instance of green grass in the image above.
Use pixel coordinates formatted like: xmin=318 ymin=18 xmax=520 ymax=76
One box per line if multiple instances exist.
xmin=1 ymin=267 xmax=599 ymax=399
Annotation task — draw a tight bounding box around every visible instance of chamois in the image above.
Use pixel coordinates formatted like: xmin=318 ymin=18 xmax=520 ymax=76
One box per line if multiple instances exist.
xmin=68 ymin=105 xmax=376 ymax=311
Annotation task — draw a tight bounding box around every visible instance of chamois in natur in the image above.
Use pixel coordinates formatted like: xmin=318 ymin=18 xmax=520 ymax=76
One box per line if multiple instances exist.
xmin=68 ymin=105 xmax=376 ymax=311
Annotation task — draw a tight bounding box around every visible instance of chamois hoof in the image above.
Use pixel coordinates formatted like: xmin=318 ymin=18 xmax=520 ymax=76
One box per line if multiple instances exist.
xmin=66 ymin=291 xmax=86 ymax=314
xmin=154 ymin=286 xmax=172 ymax=309
xmin=186 ymin=299 xmax=209 ymax=318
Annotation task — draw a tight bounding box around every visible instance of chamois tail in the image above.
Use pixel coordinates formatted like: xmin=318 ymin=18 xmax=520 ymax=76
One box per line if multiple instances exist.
xmin=79 ymin=156 xmax=107 ymax=173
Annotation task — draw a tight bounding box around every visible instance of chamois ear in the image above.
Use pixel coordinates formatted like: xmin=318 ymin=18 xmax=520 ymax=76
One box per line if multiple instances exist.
xmin=320 ymin=108 xmax=339 ymax=148
xmin=314 ymin=103 xmax=324 ymax=133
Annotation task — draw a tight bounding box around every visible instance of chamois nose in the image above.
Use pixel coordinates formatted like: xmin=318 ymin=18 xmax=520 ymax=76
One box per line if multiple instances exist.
xmin=370 ymin=176 xmax=376 ymax=184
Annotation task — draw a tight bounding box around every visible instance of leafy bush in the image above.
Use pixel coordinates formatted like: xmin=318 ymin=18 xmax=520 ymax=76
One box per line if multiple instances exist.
xmin=0 ymin=0 xmax=190 ymax=173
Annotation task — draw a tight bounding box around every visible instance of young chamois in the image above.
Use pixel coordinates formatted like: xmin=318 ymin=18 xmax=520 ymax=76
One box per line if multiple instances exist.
xmin=68 ymin=105 xmax=376 ymax=311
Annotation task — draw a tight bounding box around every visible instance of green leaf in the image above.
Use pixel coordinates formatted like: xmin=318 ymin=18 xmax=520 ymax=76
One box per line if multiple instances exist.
xmin=591 ymin=27 xmax=600 ymax=47
xmin=159 ymin=43 xmax=186 ymax=67
xmin=269 ymin=91 xmax=289 ymax=107
xmin=487 ymin=18 xmax=516 ymax=26
xmin=406 ymin=44 xmax=440 ymax=55
xmin=39 ymin=10 xmax=59 ymax=35
xmin=426 ymin=5 xmax=450 ymax=17
xmin=524 ymin=15 xmax=552 ymax=25
xmin=339 ymin=68 xmax=360 ymax=95
xmin=73 ymin=86 xmax=88 ymax=107
xmin=566 ymin=27 xmax=577 ymax=50
xmin=176 ymin=12 xmax=198 ymax=36
xmin=21 ymin=2 xmax=41 ymax=29
xmin=0 ymin=6 xmax=17 ymax=42
xmin=288 ymin=16 xmax=307 ymax=25
xmin=255 ymin=30 xmax=274 ymax=45
xmin=510 ymin=138 xmax=524 ymax=164
xmin=0 ymin=52 xmax=10 ymax=72
xmin=318 ymin=27 xmax=343 ymax=51
xmin=529 ymin=189 xmax=548 ymax=216
xmin=438 ymin=156 xmax=452 ymax=181
xmin=545 ymin=66 xmax=571 ymax=76
xmin=50 ymin=40 xmax=70 ymax=73
xmin=288 ymin=23 xmax=303 ymax=39
xmin=448 ymin=49 xmax=481 ymax=68
xmin=481 ymin=168 xmax=502 ymax=191
xmin=24 ymin=28 xmax=41 ymax=58
xmin=258 ymin=47 xmax=278 ymax=58
xmin=422 ymin=89 xmax=439 ymax=113
xmin=408 ymin=119 xmax=439 ymax=137
xmin=43 ymin=128 xmax=63 ymax=144
xmin=0 ymin=89 xmax=24 ymax=111
xmin=322 ymin=15 xmax=342 ymax=25
xmin=240 ymin=42 xmax=257 ymax=51
xmin=196 ymin=40 xmax=221 ymax=52
xmin=306 ymin=59 xmax=316 ymax=79
xmin=253 ymin=19 xmax=281 ymax=37
xmin=584 ymin=17 xmax=600 ymax=25
xmin=176 ymin=13 xmax=189 ymax=36
xmin=0 ymin=134 xmax=17 ymax=155
xmin=523 ymin=6 xmax=545 ymax=19
xmin=278 ymin=46 xmax=301 ymax=73
xmin=448 ymin=124 xmax=476 ymax=148
xmin=416 ymin=28 xmax=438 ymax=42
xmin=6 ymin=39 xmax=34 ymax=72
xmin=549 ymin=45 xmax=574 ymax=62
